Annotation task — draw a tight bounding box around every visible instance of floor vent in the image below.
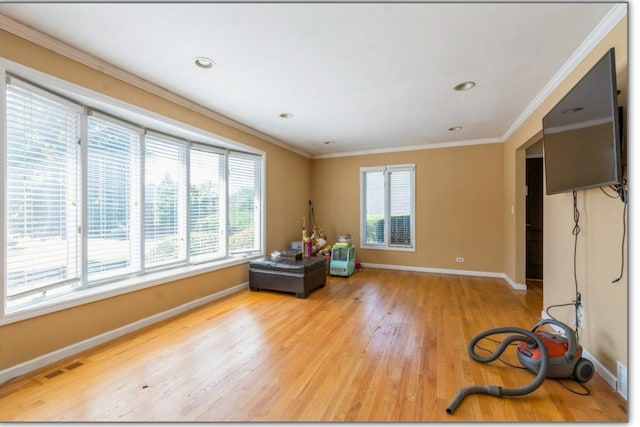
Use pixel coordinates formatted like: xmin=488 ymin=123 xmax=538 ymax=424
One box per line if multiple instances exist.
xmin=44 ymin=370 xmax=65 ymax=379
xmin=65 ymin=362 xmax=84 ymax=371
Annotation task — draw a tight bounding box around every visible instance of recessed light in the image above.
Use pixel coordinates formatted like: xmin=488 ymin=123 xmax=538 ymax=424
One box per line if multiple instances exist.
xmin=324 ymin=140 xmax=335 ymax=145
xmin=561 ymin=107 xmax=584 ymax=114
xmin=448 ymin=126 xmax=463 ymax=131
xmin=279 ymin=113 xmax=294 ymax=119
xmin=193 ymin=57 xmax=215 ymax=69
xmin=453 ymin=81 xmax=476 ymax=91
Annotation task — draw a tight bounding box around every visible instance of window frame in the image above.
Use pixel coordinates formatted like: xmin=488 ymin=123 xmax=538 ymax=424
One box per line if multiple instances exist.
xmin=143 ymin=131 xmax=189 ymax=270
xmin=227 ymin=151 xmax=263 ymax=255
xmin=0 ymin=61 xmax=265 ymax=324
xmin=85 ymin=110 xmax=143 ymax=285
xmin=188 ymin=143 xmax=227 ymax=265
xmin=360 ymin=164 xmax=416 ymax=252
xmin=4 ymin=76 xmax=84 ymax=305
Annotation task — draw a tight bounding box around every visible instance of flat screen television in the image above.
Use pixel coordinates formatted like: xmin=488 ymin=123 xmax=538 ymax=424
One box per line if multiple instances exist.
xmin=542 ymin=48 xmax=622 ymax=195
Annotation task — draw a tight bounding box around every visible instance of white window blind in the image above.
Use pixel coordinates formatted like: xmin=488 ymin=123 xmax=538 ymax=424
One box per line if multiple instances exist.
xmin=228 ymin=153 xmax=261 ymax=253
xmin=361 ymin=164 xmax=415 ymax=250
xmin=363 ymin=170 xmax=386 ymax=245
xmin=389 ymin=169 xmax=412 ymax=246
xmin=87 ymin=113 xmax=141 ymax=281
xmin=144 ymin=134 xmax=187 ymax=268
xmin=189 ymin=145 xmax=225 ymax=263
xmin=5 ymin=78 xmax=81 ymax=304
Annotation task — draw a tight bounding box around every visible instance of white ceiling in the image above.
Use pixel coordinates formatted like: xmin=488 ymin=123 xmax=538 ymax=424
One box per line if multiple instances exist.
xmin=0 ymin=2 xmax=625 ymax=158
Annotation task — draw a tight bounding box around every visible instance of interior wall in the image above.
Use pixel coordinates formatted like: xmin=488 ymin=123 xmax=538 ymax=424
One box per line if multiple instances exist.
xmin=0 ymin=14 xmax=628 ymax=381
xmin=311 ymin=143 xmax=504 ymax=273
xmin=503 ymin=16 xmax=628 ymax=374
xmin=0 ymin=29 xmax=311 ymax=371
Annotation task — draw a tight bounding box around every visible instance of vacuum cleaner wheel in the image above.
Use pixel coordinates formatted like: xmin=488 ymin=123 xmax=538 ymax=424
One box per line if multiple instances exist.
xmin=573 ymin=357 xmax=595 ymax=383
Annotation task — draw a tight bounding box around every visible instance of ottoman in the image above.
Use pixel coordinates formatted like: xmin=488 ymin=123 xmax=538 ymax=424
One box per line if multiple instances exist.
xmin=249 ymin=257 xmax=326 ymax=298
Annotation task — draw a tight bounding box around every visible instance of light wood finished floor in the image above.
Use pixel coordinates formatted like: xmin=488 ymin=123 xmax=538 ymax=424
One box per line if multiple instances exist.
xmin=0 ymin=269 xmax=627 ymax=422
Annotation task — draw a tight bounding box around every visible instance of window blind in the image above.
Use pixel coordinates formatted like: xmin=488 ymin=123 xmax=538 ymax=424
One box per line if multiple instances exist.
xmin=5 ymin=79 xmax=81 ymax=300
xmin=144 ymin=134 xmax=187 ymax=268
xmin=228 ymin=153 xmax=261 ymax=253
xmin=87 ymin=114 xmax=141 ymax=281
xmin=389 ymin=169 xmax=412 ymax=245
xmin=363 ymin=170 xmax=385 ymax=244
xmin=189 ymin=146 xmax=225 ymax=262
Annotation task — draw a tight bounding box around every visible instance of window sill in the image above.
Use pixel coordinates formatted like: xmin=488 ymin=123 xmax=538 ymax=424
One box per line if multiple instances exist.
xmin=1 ymin=253 xmax=261 ymax=326
xmin=360 ymin=244 xmax=416 ymax=252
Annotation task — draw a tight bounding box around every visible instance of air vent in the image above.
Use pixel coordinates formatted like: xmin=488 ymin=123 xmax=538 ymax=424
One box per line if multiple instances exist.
xmin=44 ymin=370 xmax=65 ymax=379
xmin=65 ymin=361 xmax=84 ymax=371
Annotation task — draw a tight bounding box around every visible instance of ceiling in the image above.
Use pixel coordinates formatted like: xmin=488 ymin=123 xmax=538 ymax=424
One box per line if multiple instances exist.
xmin=0 ymin=2 xmax=625 ymax=158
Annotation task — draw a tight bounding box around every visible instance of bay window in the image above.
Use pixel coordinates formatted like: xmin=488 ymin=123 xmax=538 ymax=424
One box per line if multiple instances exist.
xmin=2 ymin=71 xmax=264 ymax=317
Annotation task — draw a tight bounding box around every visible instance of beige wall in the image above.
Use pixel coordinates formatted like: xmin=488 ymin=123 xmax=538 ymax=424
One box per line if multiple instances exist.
xmin=0 ymin=14 xmax=628 ymax=381
xmin=0 ymin=29 xmax=311 ymax=371
xmin=503 ymin=16 xmax=628 ymax=373
xmin=311 ymin=143 xmax=504 ymax=272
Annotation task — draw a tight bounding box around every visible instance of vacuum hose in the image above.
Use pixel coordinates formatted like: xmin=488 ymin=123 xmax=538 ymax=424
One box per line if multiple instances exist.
xmin=446 ymin=327 xmax=549 ymax=414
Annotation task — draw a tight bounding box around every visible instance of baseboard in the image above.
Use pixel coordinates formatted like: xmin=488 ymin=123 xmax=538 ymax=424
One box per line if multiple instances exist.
xmin=361 ymin=262 xmax=527 ymax=290
xmin=539 ymin=310 xmax=619 ymax=394
xmin=0 ymin=282 xmax=248 ymax=387
xmin=501 ymin=274 xmax=528 ymax=291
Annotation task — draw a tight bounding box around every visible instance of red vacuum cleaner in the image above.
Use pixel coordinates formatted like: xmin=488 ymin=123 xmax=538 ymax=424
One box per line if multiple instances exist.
xmin=446 ymin=318 xmax=594 ymax=414
xmin=516 ymin=319 xmax=594 ymax=381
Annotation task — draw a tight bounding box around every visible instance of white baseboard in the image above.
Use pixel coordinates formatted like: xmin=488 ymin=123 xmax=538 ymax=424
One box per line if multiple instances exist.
xmin=361 ymin=262 xmax=527 ymax=290
xmin=582 ymin=347 xmax=618 ymax=394
xmin=0 ymin=282 xmax=248 ymax=387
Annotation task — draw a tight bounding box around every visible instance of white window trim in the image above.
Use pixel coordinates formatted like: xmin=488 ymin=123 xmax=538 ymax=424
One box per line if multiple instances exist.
xmin=0 ymin=65 xmax=6 ymax=320
xmin=0 ymin=59 xmax=266 ymax=324
xmin=360 ymin=164 xmax=416 ymax=252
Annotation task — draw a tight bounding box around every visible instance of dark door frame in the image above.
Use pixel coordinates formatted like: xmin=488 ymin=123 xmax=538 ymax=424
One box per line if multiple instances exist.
xmin=525 ymin=155 xmax=544 ymax=281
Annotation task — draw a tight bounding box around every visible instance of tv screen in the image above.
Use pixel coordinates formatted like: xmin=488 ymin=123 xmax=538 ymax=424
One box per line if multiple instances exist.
xmin=542 ymin=48 xmax=621 ymax=195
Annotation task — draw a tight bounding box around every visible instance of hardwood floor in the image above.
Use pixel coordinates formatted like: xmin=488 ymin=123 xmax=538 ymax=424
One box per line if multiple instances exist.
xmin=0 ymin=268 xmax=627 ymax=421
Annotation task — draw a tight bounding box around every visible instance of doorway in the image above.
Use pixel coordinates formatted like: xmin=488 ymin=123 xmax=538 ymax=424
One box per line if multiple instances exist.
xmin=525 ymin=156 xmax=543 ymax=281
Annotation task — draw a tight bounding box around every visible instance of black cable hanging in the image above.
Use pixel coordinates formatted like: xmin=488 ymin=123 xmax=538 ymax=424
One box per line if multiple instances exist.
xmin=571 ymin=190 xmax=581 ymax=340
xmin=599 ymin=181 xmax=628 ymax=283
xmin=612 ymin=180 xmax=628 ymax=283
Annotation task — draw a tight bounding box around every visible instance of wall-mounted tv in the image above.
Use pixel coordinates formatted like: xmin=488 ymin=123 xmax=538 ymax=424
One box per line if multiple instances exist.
xmin=542 ymin=48 xmax=622 ymax=195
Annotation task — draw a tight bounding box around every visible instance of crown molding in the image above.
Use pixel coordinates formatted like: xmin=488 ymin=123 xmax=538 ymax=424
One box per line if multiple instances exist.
xmin=502 ymin=3 xmax=627 ymax=142
xmin=313 ymin=137 xmax=503 ymax=159
xmin=0 ymin=12 xmax=311 ymax=159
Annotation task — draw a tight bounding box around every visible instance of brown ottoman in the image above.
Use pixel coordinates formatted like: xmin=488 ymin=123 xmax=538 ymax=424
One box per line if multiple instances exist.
xmin=249 ymin=257 xmax=326 ymax=298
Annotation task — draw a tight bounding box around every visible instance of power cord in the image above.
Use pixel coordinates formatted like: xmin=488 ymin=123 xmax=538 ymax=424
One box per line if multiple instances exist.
xmin=541 ymin=191 xmax=583 ymax=340
xmin=571 ymin=191 xmax=581 ymax=340
xmin=554 ymin=378 xmax=591 ymax=396
xmin=612 ymin=196 xmax=627 ymax=283
xmin=598 ymin=180 xmax=628 ymax=283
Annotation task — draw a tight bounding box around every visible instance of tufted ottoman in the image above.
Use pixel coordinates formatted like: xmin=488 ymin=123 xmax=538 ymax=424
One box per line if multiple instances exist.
xmin=249 ymin=257 xmax=326 ymax=298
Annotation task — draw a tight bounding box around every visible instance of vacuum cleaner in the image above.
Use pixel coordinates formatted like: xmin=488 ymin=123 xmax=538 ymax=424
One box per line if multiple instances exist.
xmin=446 ymin=318 xmax=594 ymax=414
